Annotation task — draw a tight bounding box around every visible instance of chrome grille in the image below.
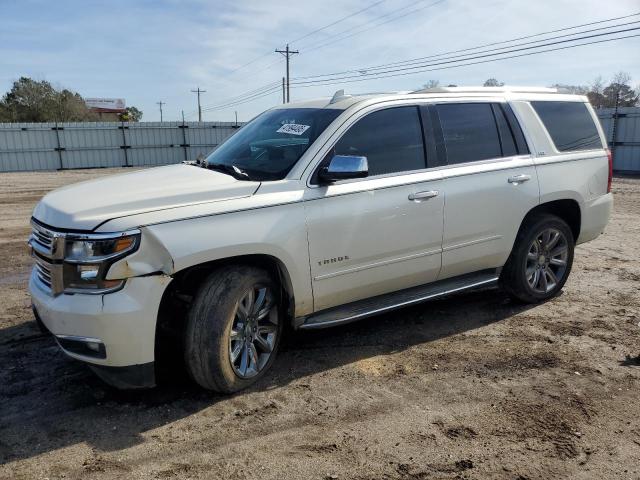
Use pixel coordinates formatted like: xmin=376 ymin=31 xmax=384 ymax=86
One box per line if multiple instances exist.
xmin=34 ymin=256 xmax=53 ymax=289
xmin=32 ymin=226 xmax=54 ymax=252
xmin=29 ymin=220 xmax=64 ymax=295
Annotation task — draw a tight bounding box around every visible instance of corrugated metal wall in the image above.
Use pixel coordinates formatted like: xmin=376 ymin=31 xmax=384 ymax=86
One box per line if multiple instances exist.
xmin=2 ymin=111 xmax=638 ymax=173
xmin=597 ymin=107 xmax=640 ymax=173
xmin=0 ymin=121 xmax=242 ymax=172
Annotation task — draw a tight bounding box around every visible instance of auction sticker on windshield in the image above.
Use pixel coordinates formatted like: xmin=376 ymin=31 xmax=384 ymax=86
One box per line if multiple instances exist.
xmin=276 ymin=124 xmax=310 ymax=135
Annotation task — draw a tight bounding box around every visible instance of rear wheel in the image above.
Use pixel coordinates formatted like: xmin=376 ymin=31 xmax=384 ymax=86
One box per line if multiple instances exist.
xmin=501 ymin=214 xmax=574 ymax=303
xmin=184 ymin=266 xmax=282 ymax=393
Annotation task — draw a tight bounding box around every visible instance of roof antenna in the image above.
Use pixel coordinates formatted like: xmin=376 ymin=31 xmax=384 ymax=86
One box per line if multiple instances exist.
xmin=330 ymin=89 xmax=348 ymax=104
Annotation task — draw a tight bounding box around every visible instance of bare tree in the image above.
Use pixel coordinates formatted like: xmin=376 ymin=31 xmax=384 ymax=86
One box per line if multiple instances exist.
xmin=603 ymin=71 xmax=638 ymax=107
xmin=422 ymin=79 xmax=440 ymax=89
xmin=483 ymin=78 xmax=504 ymax=87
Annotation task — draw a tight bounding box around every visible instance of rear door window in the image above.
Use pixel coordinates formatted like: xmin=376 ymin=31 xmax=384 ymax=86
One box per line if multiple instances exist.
xmin=531 ymin=101 xmax=602 ymax=152
xmin=436 ymin=103 xmax=502 ymax=164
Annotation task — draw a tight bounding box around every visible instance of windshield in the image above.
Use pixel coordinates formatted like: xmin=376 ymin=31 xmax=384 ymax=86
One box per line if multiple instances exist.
xmin=205 ymin=108 xmax=343 ymax=181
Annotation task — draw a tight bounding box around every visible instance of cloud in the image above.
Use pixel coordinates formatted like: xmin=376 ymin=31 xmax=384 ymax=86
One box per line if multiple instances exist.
xmin=1 ymin=0 xmax=638 ymax=121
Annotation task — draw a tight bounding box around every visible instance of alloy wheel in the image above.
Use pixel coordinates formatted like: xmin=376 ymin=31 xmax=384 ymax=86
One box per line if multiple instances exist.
xmin=525 ymin=227 xmax=569 ymax=294
xmin=228 ymin=285 xmax=278 ymax=379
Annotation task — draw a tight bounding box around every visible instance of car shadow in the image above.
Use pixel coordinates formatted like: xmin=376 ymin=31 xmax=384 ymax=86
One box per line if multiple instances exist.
xmin=0 ymin=287 xmax=537 ymax=464
xmin=619 ymin=354 xmax=640 ymax=367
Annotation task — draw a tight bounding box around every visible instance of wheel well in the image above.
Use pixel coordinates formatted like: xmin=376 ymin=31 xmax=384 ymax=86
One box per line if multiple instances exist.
xmin=523 ymin=199 xmax=581 ymax=241
xmin=154 ymin=254 xmax=295 ymax=370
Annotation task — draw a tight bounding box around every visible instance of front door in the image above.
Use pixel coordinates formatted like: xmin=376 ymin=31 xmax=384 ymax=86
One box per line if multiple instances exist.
xmin=304 ymin=106 xmax=444 ymax=311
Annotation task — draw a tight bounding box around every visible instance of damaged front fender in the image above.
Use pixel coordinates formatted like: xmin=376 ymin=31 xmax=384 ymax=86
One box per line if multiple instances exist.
xmin=106 ymin=226 xmax=175 ymax=280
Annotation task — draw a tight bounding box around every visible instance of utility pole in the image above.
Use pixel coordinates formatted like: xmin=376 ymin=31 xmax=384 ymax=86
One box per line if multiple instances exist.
xmin=275 ymin=44 xmax=299 ymax=103
xmin=156 ymin=101 xmax=165 ymax=122
xmin=234 ymin=110 xmax=238 ymax=127
xmin=282 ymin=77 xmax=286 ymax=104
xmin=611 ymin=90 xmax=621 ymax=166
xmin=191 ymin=87 xmax=206 ymax=122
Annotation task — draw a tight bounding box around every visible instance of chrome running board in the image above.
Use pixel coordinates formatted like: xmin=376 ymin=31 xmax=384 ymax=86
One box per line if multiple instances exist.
xmin=298 ymin=270 xmax=499 ymax=330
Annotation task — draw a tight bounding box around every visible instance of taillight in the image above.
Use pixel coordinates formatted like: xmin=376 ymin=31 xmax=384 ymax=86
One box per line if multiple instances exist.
xmin=606 ymin=148 xmax=613 ymax=193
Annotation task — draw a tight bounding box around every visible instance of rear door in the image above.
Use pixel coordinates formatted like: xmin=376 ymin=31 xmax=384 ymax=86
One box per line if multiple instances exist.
xmin=431 ymin=101 xmax=540 ymax=279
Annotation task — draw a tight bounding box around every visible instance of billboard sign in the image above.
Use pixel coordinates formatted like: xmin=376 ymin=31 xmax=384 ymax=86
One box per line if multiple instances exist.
xmin=85 ymin=98 xmax=126 ymax=111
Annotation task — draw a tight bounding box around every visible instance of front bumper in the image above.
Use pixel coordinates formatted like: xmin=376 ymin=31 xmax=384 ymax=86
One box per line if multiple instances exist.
xmin=29 ymin=269 xmax=171 ymax=388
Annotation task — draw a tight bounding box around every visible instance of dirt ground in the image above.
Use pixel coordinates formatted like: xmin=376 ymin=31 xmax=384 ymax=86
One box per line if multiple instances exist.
xmin=0 ymin=169 xmax=639 ymax=480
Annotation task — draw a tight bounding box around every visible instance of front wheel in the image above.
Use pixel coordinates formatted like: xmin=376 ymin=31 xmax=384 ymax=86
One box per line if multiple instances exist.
xmin=500 ymin=214 xmax=575 ymax=303
xmin=184 ymin=266 xmax=282 ymax=393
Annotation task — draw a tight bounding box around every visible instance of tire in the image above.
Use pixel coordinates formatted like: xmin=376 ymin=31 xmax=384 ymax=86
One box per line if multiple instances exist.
xmin=184 ymin=265 xmax=283 ymax=393
xmin=500 ymin=214 xmax=575 ymax=303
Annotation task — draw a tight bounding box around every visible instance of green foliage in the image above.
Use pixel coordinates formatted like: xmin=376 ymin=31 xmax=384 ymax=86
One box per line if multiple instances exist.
xmin=0 ymin=77 xmax=101 ymax=122
xmin=118 ymin=106 xmax=143 ymax=122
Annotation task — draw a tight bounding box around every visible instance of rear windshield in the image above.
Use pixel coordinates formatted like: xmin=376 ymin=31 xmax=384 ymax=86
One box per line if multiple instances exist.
xmin=205 ymin=108 xmax=342 ymax=181
xmin=531 ymin=101 xmax=603 ymax=152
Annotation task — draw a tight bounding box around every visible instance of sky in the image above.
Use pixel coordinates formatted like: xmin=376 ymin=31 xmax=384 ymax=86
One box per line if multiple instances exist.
xmin=1 ymin=0 xmax=639 ymax=122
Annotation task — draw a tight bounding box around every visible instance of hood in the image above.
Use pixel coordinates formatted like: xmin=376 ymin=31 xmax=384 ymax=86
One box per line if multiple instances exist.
xmin=33 ymin=164 xmax=261 ymax=230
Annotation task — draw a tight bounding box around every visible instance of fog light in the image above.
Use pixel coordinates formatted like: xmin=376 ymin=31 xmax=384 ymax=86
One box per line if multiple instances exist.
xmin=79 ymin=265 xmax=99 ymax=281
xmin=56 ymin=335 xmax=107 ymax=359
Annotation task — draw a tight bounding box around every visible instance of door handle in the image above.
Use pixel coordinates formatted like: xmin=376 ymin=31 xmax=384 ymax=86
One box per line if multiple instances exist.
xmin=408 ymin=190 xmax=439 ymax=201
xmin=508 ymin=174 xmax=531 ymax=184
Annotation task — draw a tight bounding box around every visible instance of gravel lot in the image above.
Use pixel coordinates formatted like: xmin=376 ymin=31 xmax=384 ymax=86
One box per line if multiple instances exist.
xmin=0 ymin=169 xmax=639 ymax=480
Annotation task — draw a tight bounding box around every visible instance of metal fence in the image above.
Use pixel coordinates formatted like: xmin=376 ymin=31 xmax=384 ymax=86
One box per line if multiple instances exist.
xmin=0 ymin=121 xmax=242 ymax=172
xmin=1 ymin=109 xmax=639 ymax=173
xmin=597 ymin=107 xmax=640 ymax=173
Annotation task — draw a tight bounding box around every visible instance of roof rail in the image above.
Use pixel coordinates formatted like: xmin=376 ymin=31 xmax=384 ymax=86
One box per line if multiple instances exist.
xmin=329 ymin=89 xmax=412 ymax=103
xmin=411 ymin=86 xmax=558 ymax=94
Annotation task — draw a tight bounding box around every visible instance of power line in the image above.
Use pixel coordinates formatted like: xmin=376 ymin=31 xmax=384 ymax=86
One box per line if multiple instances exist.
xmin=224 ymin=0 xmax=388 ymax=77
xmin=198 ymin=32 xmax=640 ymax=116
xmin=300 ymin=0 xmax=446 ymax=53
xmin=291 ymin=25 xmax=640 ymax=86
xmin=190 ymin=87 xmax=207 ymax=122
xmin=200 ymin=85 xmax=282 ymax=114
xmin=199 ymin=88 xmax=280 ymax=116
xmin=190 ymin=0 xmax=443 ymax=113
xmin=293 ymin=12 xmax=640 ymax=81
xmin=186 ymin=81 xmax=282 ymax=116
xmin=290 ymin=32 xmax=640 ymax=89
xmin=187 ymin=13 xmax=640 ymax=116
xmin=288 ymin=0 xmax=388 ymax=45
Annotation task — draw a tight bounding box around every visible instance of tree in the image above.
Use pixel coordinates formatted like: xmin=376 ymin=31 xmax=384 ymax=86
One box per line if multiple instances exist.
xmin=0 ymin=102 xmax=12 ymax=122
xmin=483 ymin=78 xmax=504 ymax=87
xmin=0 ymin=77 xmax=98 ymax=122
xmin=587 ymin=76 xmax=606 ymax=108
xmin=602 ymin=71 xmax=638 ymax=107
xmin=119 ymin=106 xmax=143 ymax=122
xmin=422 ymin=79 xmax=440 ymax=89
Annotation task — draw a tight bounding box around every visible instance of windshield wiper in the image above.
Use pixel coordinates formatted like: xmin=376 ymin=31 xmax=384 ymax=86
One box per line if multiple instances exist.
xmin=207 ymin=163 xmax=251 ymax=181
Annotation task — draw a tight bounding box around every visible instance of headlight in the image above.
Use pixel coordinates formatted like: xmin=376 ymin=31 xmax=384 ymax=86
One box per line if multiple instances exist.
xmin=62 ymin=232 xmax=140 ymax=293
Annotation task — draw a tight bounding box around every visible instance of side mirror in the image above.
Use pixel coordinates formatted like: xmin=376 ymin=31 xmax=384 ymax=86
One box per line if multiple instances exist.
xmin=318 ymin=155 xmax=368 ymax=184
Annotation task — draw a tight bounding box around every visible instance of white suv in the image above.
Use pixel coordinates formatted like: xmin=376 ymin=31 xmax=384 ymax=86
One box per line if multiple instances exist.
xmin=29 ymin=86 xmax=613 ymax=392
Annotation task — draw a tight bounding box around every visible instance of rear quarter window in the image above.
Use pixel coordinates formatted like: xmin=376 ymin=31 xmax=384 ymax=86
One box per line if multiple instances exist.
xmin=531 ymin=101 xmax=603 ymax=152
